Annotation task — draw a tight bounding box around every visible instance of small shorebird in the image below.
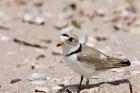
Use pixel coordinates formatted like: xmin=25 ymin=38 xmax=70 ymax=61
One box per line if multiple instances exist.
xmin=57 ymin=33 xmax=130 ymax=92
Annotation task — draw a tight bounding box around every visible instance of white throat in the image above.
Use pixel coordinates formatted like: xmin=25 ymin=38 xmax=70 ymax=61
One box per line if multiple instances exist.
xmin=63 ymin=43 xmax=81 ymax=56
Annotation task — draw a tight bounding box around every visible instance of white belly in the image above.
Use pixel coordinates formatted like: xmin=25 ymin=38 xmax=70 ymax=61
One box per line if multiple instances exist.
xmin=64 ymin=54 xmax=95 ymax=79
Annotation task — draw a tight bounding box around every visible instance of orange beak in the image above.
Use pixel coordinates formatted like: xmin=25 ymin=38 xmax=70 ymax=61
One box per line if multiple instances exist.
xmin=56 ymin=40 xmax=64 ymax=47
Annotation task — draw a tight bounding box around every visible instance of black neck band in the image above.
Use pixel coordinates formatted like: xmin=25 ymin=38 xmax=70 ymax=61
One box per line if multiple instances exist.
xmin=65 ymin=44 xmax=81 ymax=57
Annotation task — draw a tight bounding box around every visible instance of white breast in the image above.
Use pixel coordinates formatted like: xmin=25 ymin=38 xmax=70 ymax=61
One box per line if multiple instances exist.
xmin=64 ymin=54 xmax=95 ymax=79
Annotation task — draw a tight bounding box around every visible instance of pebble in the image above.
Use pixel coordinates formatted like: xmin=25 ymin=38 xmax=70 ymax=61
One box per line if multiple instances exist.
xmin=53 ymin=86 xmax=63 ymax=91
xmin=69 ymin=3 xmax=77 ymax=10
xmin=59 ymin=80 xmax=71 ymax=87
xmin=0 ymin=35 xmax=10 ymax=41
xmin=23 ymin=14 xmax=46 ymax=25
xmin=26 ymin=73 xmax=46 ymax=81
xmin=23 ymin=14 xmax=34 ymax=23
xmin=34 ymin=16 xmax=46 ymax=25
xmin=36 ymin=54 xmax=45 ymax=60
xmin=96 ymin=9 xmax=106 ymax=16
xmin=54 ymin=20 xmax=68 ymax=30
xmin=10 ymin=79 xmax=21 ymax=84
xmin=46 ymin=77 xmax=51 ymax=80
xmin=31 ymin=64 xmax=44 ymax=70
xmin=65 ymin=86 xmax=78 ymax=93
xmin=113 ymin=23 xmax=123 ymax=30
xmin=95 ymin=35 xmax=109 ymax=41
xmin=15 ymin=0 xmax=26 ymax=5
xmin=110 ymin=68 xmax=124 ymax=73
xmin=120 ymin=10 xmax=130 ymax=18
xmin=58 ymin=77 xmax=72 ymax=87
xmin=33 ymin=0 xmax=43 ymax=7
xmin=71 ymin=20 xmax=81 ymax=29
xmin=35 ymin=87 xmax=49 ymax=93
xmin=91 ymin=76 xmax=100 ymax=79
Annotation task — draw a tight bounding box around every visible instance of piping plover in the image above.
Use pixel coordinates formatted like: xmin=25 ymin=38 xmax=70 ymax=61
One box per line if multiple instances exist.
xmin=57 ymin=33 xmax=130 ymax=92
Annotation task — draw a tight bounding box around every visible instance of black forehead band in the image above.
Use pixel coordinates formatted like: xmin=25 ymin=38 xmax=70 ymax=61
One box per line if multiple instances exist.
xmin=61 ymin=34 xmax=69 ymax=37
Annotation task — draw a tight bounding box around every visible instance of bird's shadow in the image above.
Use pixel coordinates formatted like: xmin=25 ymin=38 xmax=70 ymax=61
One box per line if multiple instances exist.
xmin=57 ymin=79 xmax=132 ymax=93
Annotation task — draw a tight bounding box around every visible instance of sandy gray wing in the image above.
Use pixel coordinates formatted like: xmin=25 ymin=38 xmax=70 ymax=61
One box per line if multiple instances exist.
xmin=77 ymin=45 xmax=112 ymax=70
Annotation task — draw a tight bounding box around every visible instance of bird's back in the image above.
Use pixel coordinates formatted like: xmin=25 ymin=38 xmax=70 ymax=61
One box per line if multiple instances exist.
xmin=77 ymin=44 xmax=130 ymax=71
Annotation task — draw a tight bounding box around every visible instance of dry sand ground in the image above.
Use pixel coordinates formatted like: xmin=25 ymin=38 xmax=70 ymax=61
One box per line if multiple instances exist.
xmin=0 ymin=0 xmax=140 ymax=93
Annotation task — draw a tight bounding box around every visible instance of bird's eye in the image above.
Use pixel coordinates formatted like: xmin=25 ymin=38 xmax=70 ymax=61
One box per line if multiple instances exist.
xmin=68 ymin=37 xmax=73 ymax=42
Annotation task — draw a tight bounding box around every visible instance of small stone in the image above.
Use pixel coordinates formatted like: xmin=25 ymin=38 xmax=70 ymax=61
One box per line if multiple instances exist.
xmin=10 ymin=79 xmax=21 ymax=84
xmin=91 ymin=76 xmax=100 ymax=79
xmin=71 ymin=20 xmax=81 ymax=29
xmin=96 ymin=9 xmax=106 ymax=16
xmin=69 ymin=3 xmax=77 ymax=10
xmin=35 ymin=87 xmax=50 ymax=93
xmin=0 ymin=35 xmax=9 ymax=41
xmin=120 ymin=10 xmax=130 ymax=18
xmin=110 ymin=68 xmax=124 ymax=73
xmin=113 ymin=23 xmax=123 ymax=30
xmin=33 ymin=0 xmax=43 ymax=7
xmin=95 ymin=35 xmax=109 ymax=41
xmin=31 ymin=64 xmax=44 ymax=70
xmin=34 ymin=16 xmax=45 ymax=25
xmin=59 ymin=80 xmax=71 ymax=87
xmin=23 ymin=14 xmax=34 ymax=23
xmin=16 ymin=64 xmax=24 ymax=68
xmin=0 ymin=25 xmax=9 ymax=30
xmin=36 ymin=54 xmax=45 ymax=60
xmin=53 ymin=86 xmax=63 ymax=91
xmin=46 ymin=77 xmax=51 ymax=80
xmin=65 ymin=86 xmax=78 ymax=93
xmin=54 ymin=20 xmax=68 ymax=30
xmin=26 ymin=73 xmax=46 ymax=81
xmin=15 ymin=0 xmax=26 ymax=5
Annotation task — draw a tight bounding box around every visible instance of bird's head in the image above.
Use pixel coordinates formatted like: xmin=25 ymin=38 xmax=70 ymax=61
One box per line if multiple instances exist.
xmin=57 ymin=33 xmax=80 ymax=55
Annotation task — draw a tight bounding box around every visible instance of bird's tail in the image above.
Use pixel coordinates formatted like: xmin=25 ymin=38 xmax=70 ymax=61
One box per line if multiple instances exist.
xmin=107 ymin=57 xmax=131 ymax=68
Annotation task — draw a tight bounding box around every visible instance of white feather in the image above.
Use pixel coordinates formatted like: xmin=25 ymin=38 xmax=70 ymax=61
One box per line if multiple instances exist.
xmin=64 ymin=53 xmax=95 ymax=79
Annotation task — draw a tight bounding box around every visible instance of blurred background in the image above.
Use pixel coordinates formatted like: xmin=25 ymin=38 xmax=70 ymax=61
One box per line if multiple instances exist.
xmin=0 ymin=0 xmax=140 ymax=93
